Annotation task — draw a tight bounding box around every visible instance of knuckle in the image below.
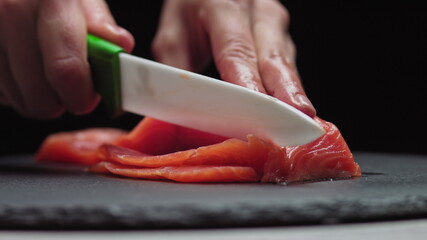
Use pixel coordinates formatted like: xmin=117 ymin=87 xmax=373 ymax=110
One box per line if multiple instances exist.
xmin=217 ymin=37 xmax=257 ymax=66
xmin=46 ymin=56 xmax=86 ymax=90
xmin=258 ymin=54 xmax=276 ymax=69
xmin=271 ymin=1 xmax=290 ymax=27
xmin=151 ymin=30 xmax=180 ymax=57
xmin=202 ymin=0 xmax=230 ymax=9
xmin=278 ymin=6 xmax=290 ymax=26
xmin=207 ymin=0 xmax=258 ymax=13
xmin=224 ymin=0 xmax=246 ymax=7
xmin=258 ymin=50 xmax=295 ymax=73
xmin=199 ymin=0 xmax=241 ymax=19
xmin=257 ymin=0 xmax=290 ymax=27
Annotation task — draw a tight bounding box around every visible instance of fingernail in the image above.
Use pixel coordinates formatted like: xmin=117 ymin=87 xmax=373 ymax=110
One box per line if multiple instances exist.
xmin=104 ymin=23 xmax=125 ymax=35
xmin=104 ymin=23 xmax=135 ymax=53
xmin=296 ymin=94 xmax=317 ymax=117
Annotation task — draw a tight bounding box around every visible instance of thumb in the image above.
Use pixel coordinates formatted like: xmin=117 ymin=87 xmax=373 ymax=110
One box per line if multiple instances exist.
xmin=81 ymin=0 xmax=134 ymax=53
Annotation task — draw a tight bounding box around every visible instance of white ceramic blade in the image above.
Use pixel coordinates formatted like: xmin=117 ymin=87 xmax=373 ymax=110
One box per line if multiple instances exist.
xmin=119 ymin=53 xmax=324 ymax=146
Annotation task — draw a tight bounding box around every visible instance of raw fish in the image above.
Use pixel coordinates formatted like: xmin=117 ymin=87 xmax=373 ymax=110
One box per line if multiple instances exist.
xmin=36 ymin=117 xmax=361 ymax=183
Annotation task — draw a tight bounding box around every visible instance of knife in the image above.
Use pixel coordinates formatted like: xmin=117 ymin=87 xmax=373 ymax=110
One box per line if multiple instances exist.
xmin=87 ymin=34 xmax=324 ymax=146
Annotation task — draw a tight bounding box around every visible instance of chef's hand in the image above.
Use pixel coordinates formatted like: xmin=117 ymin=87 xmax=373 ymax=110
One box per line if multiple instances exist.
xmin=153 ymin=0 xmax=315 ymax=117
xmin=0 ymin=0 xmax=134 ymax=119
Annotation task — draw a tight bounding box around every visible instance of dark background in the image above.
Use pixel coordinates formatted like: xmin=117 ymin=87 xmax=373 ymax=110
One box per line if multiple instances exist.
xmin=1 ymin=1 xmax=426 ymax=155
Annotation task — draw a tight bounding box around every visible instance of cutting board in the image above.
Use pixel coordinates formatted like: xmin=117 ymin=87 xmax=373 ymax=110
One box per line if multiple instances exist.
xmin=0 ymin=152 xmax=427 ymax=229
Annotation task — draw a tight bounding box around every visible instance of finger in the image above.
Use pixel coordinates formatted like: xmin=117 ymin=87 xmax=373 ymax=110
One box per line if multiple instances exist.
xmin=0 ymin=1 xmax=64 ymax=118
xmin=0 ymin=51 xmax=25 ymax=114
xmin=152 ymin=0 xmax=193 ymax=70
xmin=199 ymin=0 xmax=266 ymax=93
xmin=81 ymin=0 xmax=135 ymax=53
xmin=252 ymin=0 xmax=316 ymax=117
xmin=38 ymin=0 xmax=99 ymax=115
xmin=152 ymin=0 xmax=211 ymax=71
xmin=283 ymin=34 xmax=297 ymax=67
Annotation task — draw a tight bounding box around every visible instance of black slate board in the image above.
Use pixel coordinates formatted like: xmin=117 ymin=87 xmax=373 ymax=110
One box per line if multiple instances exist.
xmin=0 ymin=152 xmax=427 ymax=229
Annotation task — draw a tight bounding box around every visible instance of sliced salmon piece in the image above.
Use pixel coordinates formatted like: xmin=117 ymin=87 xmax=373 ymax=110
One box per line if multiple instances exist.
xmin=285 ymin=118 xmax=361 ymax=182
xmin=35 ymin=128 xmax=126 ymax=165
xmin=100 ymin=136 xmax=284 ymax=176
xmin=260 ymin=118 xmax=361 ymax=182
xmin=93 ymin=162 xmax=259 ymax=182
xmin=115 ymin=117 xmax=228 ymax=155
xmin=36 ymin=117 xmax=361 ymax=183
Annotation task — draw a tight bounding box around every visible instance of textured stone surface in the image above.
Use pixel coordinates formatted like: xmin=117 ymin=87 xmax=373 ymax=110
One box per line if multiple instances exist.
xmin=0 ymin=152 xmax=427 ymax=229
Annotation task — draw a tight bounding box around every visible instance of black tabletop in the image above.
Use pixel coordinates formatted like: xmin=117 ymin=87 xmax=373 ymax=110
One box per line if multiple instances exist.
xmin=0 ymin=152 xmax=426 ymax=229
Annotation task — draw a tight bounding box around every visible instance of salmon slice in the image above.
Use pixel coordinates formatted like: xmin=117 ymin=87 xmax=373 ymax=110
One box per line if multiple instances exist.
xmin=35 ymin=128 xmax=126 ymax=165
xmin=100 ymin=136 xmax=284 ymax=176
xmin=260 ymin=118 xmax=361 ymax=182
xmin=36 ymin=117 xmax=361 ymax=183
xmin=115 ymin=117 xmax=228 ymax=155
xmin=92 ymin=162 xmax=259 ymax=182
xmin=283 ymin=118 xmax=361 ymax=182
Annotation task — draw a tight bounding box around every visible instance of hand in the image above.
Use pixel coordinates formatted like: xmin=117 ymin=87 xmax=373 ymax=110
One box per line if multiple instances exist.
xmin=0 ymin=0 xmax=134 ymax=119
xmin=152 ymin=0 xmax=316 ymax=117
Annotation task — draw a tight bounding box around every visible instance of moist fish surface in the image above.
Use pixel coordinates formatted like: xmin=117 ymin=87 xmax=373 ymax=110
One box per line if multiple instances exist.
xmin=36 ymin=117 xmax=361 ymax=183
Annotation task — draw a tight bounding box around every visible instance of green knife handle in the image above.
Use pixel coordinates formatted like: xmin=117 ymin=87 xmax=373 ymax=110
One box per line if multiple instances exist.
xmin=87 ymin=34 xmax=124 ymax=117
